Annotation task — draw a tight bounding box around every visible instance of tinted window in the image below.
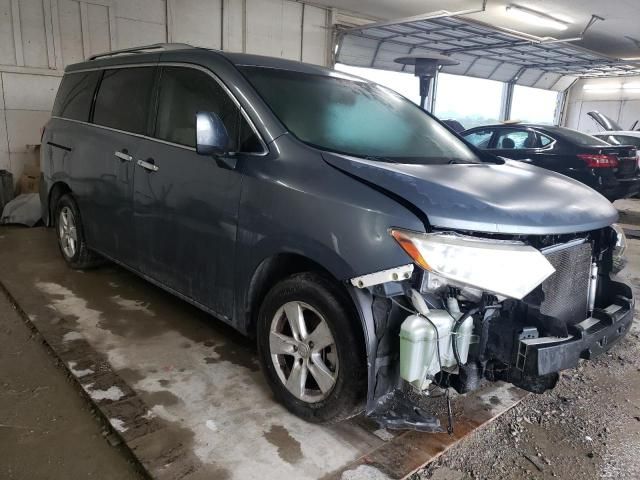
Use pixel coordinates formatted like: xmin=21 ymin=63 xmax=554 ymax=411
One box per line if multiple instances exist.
xmin=610 ymin=135 xmax=640 ymax=148
xmin=495 ymin=129 xmax=538 ymax=149
xmin=594 ymin=135 xmax=619 ymax=145
xmin=547 ymin=127 xmax=609 ymax=147
xmin=539 ymin=134 xmax=553 ymax=147
xmin=93 ymin=67 xmax=156 ymax=134
xmin=52 ymin=71 xmax=101 ymax=121
xmin=241 ymin=66 xmax=480 ymax=164
xmin=463 ymin=129 xmax=493 ymax=148
xmin=154 ymin=67 xmax=262 ymax=152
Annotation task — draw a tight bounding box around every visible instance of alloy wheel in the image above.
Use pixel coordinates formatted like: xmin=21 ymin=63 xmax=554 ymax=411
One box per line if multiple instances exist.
xmin=58 ymin=206 xmax=78 ymax=258
xmin=269 ymin=301 xmax=339 ymax=403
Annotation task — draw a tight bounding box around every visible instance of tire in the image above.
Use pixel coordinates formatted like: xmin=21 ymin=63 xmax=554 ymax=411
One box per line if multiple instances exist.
xmin=54 ymin=193 xmax=103 ymax=269
xmin=257 ymin=272 xmax=366 ymax=423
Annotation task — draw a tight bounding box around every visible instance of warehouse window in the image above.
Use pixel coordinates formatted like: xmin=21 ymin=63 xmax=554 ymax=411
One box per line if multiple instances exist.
xmin=510 ymin=86 xmax=559 ymax=125
xmin=334 ymin=63 xmax=420 ymax=104
xmin=434 ymin=73 xmax=503 ymax=129
xmin=93 ymin=67 xmax=156 ymax=135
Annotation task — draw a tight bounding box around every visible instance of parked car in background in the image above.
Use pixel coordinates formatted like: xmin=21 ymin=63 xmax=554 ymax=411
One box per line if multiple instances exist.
xmin=594 ymin=131 xmax=640 ymax=166
xmin=461 ymin=124 xmax=640 ymax=201
xmin=588 ymin=111 xmax=640 ymax=167
xmin=41 ymin=45 xmax=633 ymax=432
xmin=588 ymin=111 xmax=639 ymax=134
xmin=440 ymin=119 xmax=465 ymax=133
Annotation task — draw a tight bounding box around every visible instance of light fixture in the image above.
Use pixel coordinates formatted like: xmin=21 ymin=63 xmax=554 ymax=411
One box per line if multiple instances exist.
xmin=505 ymin=4 xmax=570 ymax=31
xmin=623 ymin=83 xmax=640 ymax=90
xmin=583 ymin=84 xmax=622 ymax=92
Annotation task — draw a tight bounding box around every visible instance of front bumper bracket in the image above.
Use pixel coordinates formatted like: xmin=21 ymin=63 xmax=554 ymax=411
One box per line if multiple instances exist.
xmin=517 ymin=294 xmax=634 ymax=376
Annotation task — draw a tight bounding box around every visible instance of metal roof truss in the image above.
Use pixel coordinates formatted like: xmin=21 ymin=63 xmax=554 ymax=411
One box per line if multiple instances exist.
xmin=337 ymin=16 xmax=640 ymax=91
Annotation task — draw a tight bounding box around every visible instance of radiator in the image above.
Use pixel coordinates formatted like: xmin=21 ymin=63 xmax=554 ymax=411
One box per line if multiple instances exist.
xmin=540 ymin=241 xmax=592 ymax=325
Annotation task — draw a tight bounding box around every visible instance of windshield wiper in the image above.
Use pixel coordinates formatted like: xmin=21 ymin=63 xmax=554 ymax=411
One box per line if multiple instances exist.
xmin=364 ymin=155 xmax=399 ymax=163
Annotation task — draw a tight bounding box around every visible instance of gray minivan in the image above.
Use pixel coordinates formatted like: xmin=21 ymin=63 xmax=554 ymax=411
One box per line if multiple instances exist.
xmin=41 ymin=44 xmax=633 ymax=431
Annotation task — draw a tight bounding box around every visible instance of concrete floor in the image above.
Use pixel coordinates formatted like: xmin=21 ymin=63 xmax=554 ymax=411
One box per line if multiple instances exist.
xmin=0 ymin=283 xmax=143 ymax=480
xmin=0 ymin=226 xmax=527 ymax=480
xmin=421 ymin=230 xmax=640 ymax=479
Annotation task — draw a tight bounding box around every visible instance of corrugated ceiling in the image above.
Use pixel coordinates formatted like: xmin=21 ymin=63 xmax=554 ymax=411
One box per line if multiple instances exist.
xmin=336 ymin=16 xmax=640 ymax=91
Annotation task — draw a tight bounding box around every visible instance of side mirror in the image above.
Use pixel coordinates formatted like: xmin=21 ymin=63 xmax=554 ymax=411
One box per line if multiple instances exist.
xmin=196 ymin=112 xmax=230 ymax=156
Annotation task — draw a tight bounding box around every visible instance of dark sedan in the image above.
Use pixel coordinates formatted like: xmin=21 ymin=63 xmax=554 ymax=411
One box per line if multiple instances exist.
xmin=461 ymin=124 xmax=640 ymax=201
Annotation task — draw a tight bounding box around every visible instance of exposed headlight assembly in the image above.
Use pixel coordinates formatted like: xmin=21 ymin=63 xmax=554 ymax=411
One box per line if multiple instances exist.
xmin=390 ymin=229 xmax=555 ymax=300
xmin=611 ymin=224 xmax=627 ymax=273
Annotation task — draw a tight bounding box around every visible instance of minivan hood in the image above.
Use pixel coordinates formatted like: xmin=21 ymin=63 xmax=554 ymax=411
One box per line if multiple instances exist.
xmin=322 ymin=153 xmax=618 ymax=235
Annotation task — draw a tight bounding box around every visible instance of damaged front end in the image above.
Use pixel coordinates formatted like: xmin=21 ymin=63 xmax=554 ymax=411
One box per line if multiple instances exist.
xmin=349 ymin=225 xmax=634 ymax=433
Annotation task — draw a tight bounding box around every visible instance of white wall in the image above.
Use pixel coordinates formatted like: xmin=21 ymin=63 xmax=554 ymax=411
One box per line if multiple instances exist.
xmin=564 ymin=76 xmax=640 ymax=133
xmin=0 ymin=0 xmax=331 ymax=183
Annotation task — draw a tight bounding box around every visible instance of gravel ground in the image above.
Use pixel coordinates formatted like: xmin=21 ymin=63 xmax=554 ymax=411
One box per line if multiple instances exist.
xmin=417 ymin=234 xmax=640 ymax=480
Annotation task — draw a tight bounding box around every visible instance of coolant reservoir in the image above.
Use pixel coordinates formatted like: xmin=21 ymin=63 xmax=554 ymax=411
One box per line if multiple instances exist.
xmin=400 ymin=309 xmax=456 ymax=388
xmin=399 ymin=314 xmax=432 ymax=384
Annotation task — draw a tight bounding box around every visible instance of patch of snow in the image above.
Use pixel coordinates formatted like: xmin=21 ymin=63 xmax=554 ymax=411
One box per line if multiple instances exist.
xmin=84 ymin=383 xmax=125 ymax=401
xmin=110 ymin=295 xmax=155 ymax=316
xmin=36 ymin=282 xmax=103 ymax=331
xmin=150 ymin=404 xmax=181 ymax=423
xmin=142 ymin=410 xmax=156 ymax=420
xmin=341 ymin=465 xmax=392 ymax=480
xmin=205 ymin=420 xmax=218 ymax=432
xmin=110 ymin=418 xmax=128 ymax=433
xmin=68 ymin=361 xmax=94 ymax=378
xmin=63 ymin=331 xmax=84 ymax=342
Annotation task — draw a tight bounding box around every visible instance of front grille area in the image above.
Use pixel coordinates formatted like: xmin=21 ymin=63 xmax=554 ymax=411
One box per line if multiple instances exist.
xmin=540 ymin=242 xmax=592 ymax=325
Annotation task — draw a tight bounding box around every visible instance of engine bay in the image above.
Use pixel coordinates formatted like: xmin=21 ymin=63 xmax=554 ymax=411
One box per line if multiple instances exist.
xmin=352 ymin=225 xmax=634 ymax=432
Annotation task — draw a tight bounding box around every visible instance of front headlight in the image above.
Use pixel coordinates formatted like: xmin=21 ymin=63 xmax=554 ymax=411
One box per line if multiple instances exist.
xmin=611 ymin=224 xmax=627 ymax=273
xmin=612 ymin=223 xmax=627 ymax=257
xmin=390 ymin=229 xmax=555 ymax=300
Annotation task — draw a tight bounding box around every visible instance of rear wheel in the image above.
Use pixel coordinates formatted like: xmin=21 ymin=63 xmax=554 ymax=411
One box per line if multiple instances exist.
xmin=54 ymin=194 xmax=103 ymax=269
xmin=257 ymin=272 xmax=366 ymax=423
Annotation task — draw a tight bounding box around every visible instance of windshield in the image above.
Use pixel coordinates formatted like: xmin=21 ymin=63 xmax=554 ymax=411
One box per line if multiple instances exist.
xmin=240 ymin=66 xmax=481 ymax=164
xmin=547 ymin=126 xmax=610 ymax=147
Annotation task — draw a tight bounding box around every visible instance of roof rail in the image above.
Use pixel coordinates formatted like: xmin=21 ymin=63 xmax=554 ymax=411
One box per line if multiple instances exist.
xmin=87 ymin=43 xmax=194 ymax=61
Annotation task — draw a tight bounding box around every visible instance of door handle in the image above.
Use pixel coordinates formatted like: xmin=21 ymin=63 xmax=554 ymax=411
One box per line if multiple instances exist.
xmin=137 ymin=159 xmax=159 ymax=172
xmin=114 ymin=150 xmax=133 ymax=162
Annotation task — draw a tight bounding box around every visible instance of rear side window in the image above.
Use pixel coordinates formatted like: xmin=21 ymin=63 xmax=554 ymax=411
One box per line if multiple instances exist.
xmin=154 ymin=67 xmax=262 ymax=152
xmin=539 ymin=134 xmax=553 ymax=147
xmin=93 ymin=67 xmax=156 ymax=134
xmin=549 ymin=127 xmax=609 ymax=147
xmin=52 ymin=71 xmax=101 ymax=121
xmin=463 ymin=129 xmax=493 ymax=148
xmin=495 ymin=129 xmax=538 ymax=149
xmin=611 ymin=135 xmax=640 ymax=148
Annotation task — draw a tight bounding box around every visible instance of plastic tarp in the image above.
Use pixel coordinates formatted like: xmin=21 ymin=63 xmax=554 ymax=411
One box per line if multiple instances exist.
xmin=1 ymin=193 xmax=42 ymax=227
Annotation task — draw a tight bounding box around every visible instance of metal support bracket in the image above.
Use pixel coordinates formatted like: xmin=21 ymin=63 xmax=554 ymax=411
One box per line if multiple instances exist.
xmin=350 ymin=264 xmax=414 ymax=289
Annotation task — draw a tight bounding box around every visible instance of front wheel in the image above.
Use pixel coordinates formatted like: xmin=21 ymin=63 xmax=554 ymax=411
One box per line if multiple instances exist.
xmin=257 ymin=272 xmax=366 ymax=423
